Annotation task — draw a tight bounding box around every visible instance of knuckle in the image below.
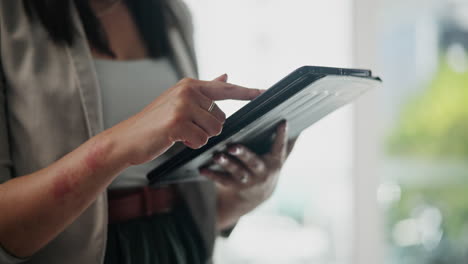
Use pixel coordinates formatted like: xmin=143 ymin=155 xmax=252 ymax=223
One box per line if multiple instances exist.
xmin=217 ymin=124 xmax=223 ymax=135
xmin=193 ymin=132 xmax=209 ymax=148
xmin=220 ymin=111 xmax=227 ymax=122
xmin=201 ymin=134 xmax=209 ymax=144
xmin=195 ymin=136 xmax=209 ymax=149
xmin=176 ymin=85 xmax=194 ymax=99
xmin=213 ymin=123 xmax=223 ymax=136
xmin=192 ymin=143 xmax=202 ymax=149
xmin=179 ymin=78 xmax=199 ymax=91
xmin=179 ymin=77 xmax=195 ymax=86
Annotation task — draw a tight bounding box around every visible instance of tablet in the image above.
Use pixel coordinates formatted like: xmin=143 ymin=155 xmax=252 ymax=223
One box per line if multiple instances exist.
xmin=147 ymin=66 xmax=381 ymax=186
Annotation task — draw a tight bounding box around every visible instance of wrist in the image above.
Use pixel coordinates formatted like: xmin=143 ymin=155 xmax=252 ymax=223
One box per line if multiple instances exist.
xmin=216 ymin=187 xmax=250 ymax=230
xmin=88 ymin=130 xmax=132 ymax=174
xmin=102 ymin=117 xmax=176 ymax=166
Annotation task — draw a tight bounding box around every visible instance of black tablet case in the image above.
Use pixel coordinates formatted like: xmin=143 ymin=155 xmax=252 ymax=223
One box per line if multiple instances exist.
xmin=147 ymin=66 xmax=381 ymax=185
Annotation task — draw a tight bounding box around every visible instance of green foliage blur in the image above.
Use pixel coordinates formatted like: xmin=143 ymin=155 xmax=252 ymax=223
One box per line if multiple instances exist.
xmin=385 ymin=56 xmax=468 ymax=263
xmin=388 ymin=57 xmax=468 ymax=159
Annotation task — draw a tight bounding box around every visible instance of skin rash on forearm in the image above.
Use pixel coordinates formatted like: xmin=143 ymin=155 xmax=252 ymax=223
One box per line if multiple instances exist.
xmin=0 ymin=135 xmax=127 ymax=258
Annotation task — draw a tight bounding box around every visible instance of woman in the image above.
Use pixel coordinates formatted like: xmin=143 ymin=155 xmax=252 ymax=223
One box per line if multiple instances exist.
xmin=0 ymin=0 xmax=296 ymax=263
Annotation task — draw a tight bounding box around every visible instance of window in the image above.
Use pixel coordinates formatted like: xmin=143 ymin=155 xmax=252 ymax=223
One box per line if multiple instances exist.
xmin=355 ymin=0 xmax=468 ymax=263
xmin=184 ymin=0 xmax=355 ymax=263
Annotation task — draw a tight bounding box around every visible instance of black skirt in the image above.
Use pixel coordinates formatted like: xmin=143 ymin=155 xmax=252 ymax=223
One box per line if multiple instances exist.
xmin=104 ymin=205 xmax=206 ymax=264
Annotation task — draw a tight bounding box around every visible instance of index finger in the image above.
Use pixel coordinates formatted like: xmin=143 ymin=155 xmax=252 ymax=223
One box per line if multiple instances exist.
xmin=196 ymin=80 xmax=264 ymax=101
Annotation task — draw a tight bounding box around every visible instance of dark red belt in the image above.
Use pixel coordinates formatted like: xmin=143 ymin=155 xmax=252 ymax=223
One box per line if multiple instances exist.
xmin=107 ymin=186 xmax=180 ymax=224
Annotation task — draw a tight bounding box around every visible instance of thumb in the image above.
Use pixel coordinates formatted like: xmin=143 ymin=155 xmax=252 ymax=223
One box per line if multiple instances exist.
xmin=213 ymin=73 xmax=228 ymax=83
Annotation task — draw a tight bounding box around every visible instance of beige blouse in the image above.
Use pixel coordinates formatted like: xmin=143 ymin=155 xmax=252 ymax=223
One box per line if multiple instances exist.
xmin=0 ymin=1 xmax=217 ymax=263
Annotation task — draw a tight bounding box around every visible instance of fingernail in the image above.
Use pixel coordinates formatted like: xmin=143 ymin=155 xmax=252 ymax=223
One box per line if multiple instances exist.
xmin=216 ymin=154 xmax=228 ymax=164
xmin=228 ymin=146 xmax=243 ymax=155
xmin=216 ymin=74 xmax=228 ymax=82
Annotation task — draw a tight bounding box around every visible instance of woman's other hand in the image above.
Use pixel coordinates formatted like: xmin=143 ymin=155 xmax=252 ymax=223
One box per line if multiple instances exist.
xmin=199 ymin=121 xmax=298 ymax=230
xmin=105 ymin=74 xmax=262 ymax=166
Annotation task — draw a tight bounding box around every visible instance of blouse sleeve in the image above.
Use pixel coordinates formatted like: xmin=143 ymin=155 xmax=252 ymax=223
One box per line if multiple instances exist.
xmin=0 ymin=50 xmax=28 ymax=264
xmin=0 ymin=65 xmax=13 ymax=184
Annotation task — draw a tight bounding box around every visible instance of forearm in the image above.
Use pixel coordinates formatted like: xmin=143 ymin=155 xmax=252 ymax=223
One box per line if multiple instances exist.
xmin=0 ymin=76 xmax=258 ymax=257
xmin=0 ymin=131 xmax=129 ymax=258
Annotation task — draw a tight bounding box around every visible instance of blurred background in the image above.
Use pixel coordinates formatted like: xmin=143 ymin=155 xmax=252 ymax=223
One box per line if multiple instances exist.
xmin=183 ymin=0 xmax=468 ymax=263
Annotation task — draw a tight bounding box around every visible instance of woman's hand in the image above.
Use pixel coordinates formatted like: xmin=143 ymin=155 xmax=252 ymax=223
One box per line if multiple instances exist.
xmin=0 ymin=76 xmax=260 ymax=258
xmin=105 ymin=75 xmax=262 ymax=166
xmin=199 ymin=121 xmax=298 ymax=230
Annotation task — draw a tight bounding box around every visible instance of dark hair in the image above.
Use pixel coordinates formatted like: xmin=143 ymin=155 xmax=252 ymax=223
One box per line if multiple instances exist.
xmin=23 ymin=0 xmax=170 ymax=58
